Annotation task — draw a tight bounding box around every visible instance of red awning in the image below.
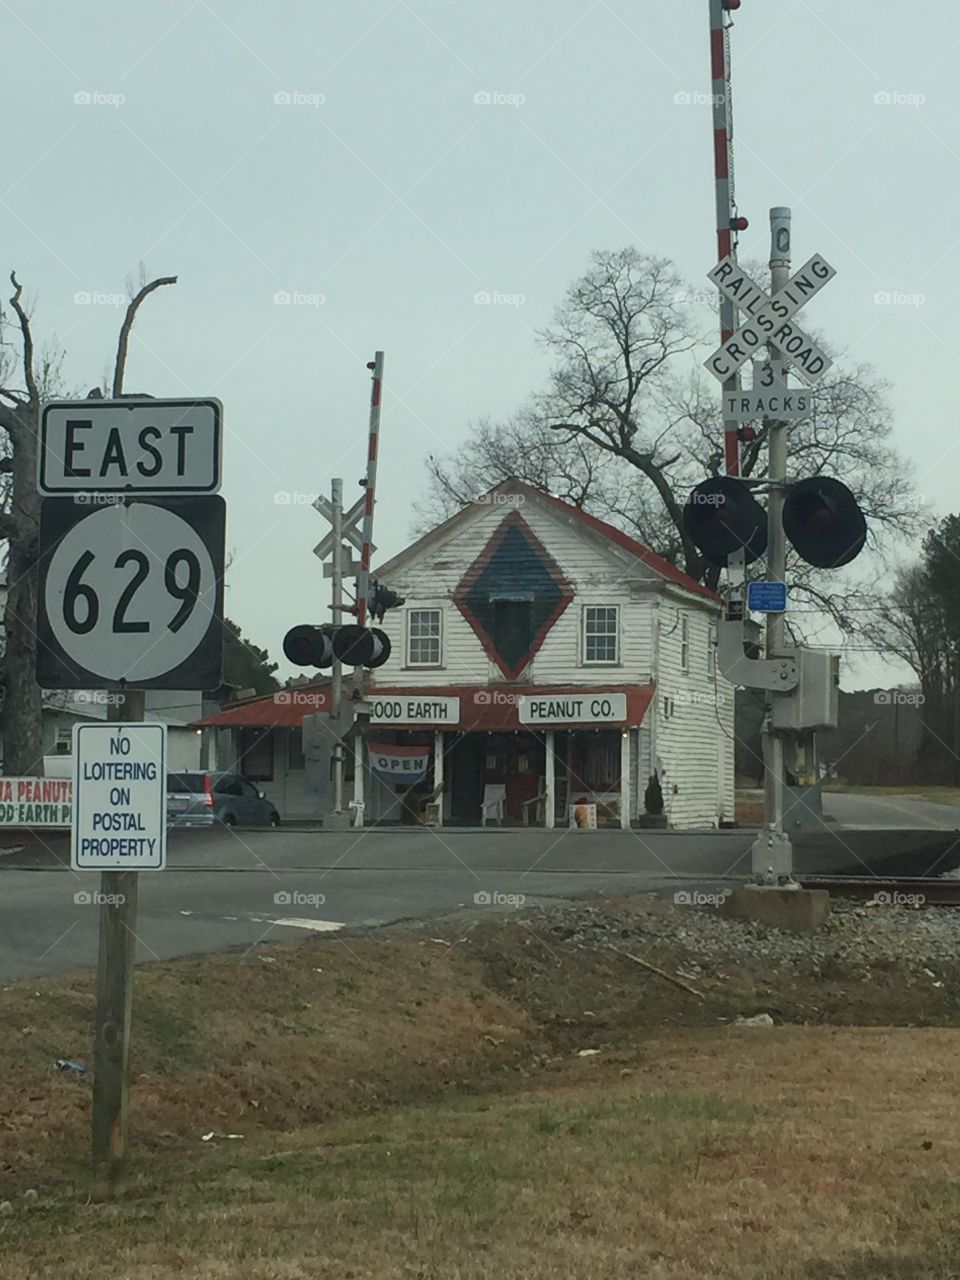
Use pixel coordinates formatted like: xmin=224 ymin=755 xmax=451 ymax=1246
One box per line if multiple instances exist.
xmin=195 ymin=688 xmax=330 ymax=728
xmin=196 ymin=683 xmax=655 ymax=731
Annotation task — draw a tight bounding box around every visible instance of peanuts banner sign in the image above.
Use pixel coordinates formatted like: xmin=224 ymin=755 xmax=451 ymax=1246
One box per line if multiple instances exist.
xmin=0 ymin=777 xmax=72 ymax=826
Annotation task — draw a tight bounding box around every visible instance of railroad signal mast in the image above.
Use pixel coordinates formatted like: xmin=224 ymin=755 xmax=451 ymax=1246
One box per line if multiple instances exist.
xmin=709 ymin=0 xmax=748 ymax=482
xmin=695 ymin=3 xmax=867 ymax=885
xmin=288 ymin=353 xmax=402 ymax=826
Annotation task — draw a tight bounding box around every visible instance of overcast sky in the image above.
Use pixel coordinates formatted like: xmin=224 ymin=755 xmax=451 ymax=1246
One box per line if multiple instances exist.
xmin=2 ymin=1 xmax=954 ymax=690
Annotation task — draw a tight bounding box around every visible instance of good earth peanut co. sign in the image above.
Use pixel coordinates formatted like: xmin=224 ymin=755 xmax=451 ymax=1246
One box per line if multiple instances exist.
xmin=0 ymin=777 xmax=73 ymax=826
xmin=369 ymin=696 xmax=460 ymax=725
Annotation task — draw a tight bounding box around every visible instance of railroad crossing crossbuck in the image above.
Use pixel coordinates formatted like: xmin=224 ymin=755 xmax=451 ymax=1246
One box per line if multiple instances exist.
xmin=704 ymin=253 xmax=836 ymax=385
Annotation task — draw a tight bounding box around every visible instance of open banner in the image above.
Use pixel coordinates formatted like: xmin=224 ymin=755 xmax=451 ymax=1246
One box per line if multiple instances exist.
xmin=368 ymin=742 xmax=431 ymax=785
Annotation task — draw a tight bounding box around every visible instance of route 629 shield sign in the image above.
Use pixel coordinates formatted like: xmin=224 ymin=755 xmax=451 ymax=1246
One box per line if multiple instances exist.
xmin=36 ymin=496 xmax=225 ymax=689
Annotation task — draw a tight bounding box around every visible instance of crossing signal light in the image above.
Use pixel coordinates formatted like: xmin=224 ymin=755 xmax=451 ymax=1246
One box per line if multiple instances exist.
xmin=782 ymin=476 xmax=866 ymax=569
xmin=283 ymin=625 xmax=333 ymax=668
xmin=332 ymin=624 xmax=392 ymax=668
xmin=682 ymin=476 xmax=767 ymax=567
xmin=282 ymin=624 xmax=393 ymax=670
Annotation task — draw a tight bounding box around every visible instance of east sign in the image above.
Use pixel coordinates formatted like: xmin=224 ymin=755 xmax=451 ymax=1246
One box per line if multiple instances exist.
xmin=39 ymin=399 xmax=222 ymax=495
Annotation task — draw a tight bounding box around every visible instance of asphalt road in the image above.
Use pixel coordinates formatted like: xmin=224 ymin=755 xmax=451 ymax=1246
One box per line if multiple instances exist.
xmin=822 ymin=792 xmax=960 ymax=831
xmin=1 ymin=808 xmax=958 ymax=981
xmin=0 ymin=826 xmax=755 ymax=981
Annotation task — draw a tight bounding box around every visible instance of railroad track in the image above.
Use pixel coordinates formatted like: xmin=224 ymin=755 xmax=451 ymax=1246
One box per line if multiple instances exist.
xmin=798 ymin=876 xmax=960 ymax=906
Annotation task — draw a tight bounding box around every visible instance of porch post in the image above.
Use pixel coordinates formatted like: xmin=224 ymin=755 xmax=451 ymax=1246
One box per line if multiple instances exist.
xmin=620 ymin=729 xmax=631 ymax=830
xmin=544 ymin=731 xmax=555 ymax=829
xmin=351 ymin=736 xmax=365 ymax=826
xmin=433 ymin=730 xmax=444 ymax=826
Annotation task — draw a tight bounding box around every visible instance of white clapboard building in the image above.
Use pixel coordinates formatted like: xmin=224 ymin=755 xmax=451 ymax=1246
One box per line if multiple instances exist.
xmin=198 ymin=480 xmax=735 ymax=829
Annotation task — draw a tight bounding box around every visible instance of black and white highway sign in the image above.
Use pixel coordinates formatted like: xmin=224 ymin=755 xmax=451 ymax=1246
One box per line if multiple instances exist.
xmin=39 ymin=399 xmax=222 ymax=495
xmin=36 ymin=496 xmax=225 ymax=689
xmin=704 ymin=254 xmax=835 ymax=386
xmin=72 ymin=722 xmax=167 ymax=870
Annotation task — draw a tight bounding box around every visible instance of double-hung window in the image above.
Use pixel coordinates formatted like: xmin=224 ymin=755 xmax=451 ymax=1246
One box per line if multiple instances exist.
xmin=583 ymin=606 xmax=619 ymax=664
xmin=407 ymin=609 xmax=442 ymax=667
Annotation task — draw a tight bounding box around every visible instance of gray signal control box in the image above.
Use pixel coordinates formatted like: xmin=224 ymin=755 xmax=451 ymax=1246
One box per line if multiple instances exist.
xmin=771 ymin=648 xmax=840 ymax=731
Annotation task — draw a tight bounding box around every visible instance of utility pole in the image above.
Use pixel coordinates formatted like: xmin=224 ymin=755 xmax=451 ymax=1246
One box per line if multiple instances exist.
xmin=754 ymin=206 xmax=794 ymax=883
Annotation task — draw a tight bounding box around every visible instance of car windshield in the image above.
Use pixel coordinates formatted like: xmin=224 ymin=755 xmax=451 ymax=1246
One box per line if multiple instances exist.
xmin=166 ymin=773 xmax=211 ymax=795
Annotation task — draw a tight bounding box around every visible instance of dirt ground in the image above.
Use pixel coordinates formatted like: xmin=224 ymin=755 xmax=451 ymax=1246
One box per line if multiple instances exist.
xmin=3 ymin=895 xmax=960 ymax=1277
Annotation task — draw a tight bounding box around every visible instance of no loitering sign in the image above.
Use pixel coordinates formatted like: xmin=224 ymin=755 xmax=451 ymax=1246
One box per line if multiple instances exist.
xmin=71 ymin=722 xmax=167 ymax=870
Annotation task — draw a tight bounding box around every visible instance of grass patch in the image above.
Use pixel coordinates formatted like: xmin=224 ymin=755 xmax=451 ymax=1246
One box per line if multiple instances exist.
xmin=4 ymin=1036 xmax=960 ymax=1278
xmin=821 ymin=784 xmax=960 ymax=804
xmin=5 ymin=902 xmax=960 ymax=1275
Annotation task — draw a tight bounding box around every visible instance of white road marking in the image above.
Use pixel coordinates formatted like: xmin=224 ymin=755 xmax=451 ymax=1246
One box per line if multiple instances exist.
xmin=262 ymin=916 xmax=345 ymax=933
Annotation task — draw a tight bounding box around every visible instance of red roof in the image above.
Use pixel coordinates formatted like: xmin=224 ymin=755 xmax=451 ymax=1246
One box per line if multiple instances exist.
xmin=524 ymin=483 xmax=720 ymax=603
xmin=196 ymin=688 xmax=330 ymax=728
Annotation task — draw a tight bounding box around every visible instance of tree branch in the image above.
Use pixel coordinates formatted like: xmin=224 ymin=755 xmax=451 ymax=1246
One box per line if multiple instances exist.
xmin=8 ymin=272 xmax=38 ymax=407
xmin=0 ymin=400 xmax=23 ymax=437
xmin=112 ymin=275 xmax=178 ymax=397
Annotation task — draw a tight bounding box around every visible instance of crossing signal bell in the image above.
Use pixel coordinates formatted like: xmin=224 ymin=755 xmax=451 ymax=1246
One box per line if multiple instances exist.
xmin=369 ymin=579 xmax=405 ymax=623
xmin=682 ymin=476 xmax=768 ymax=567
xmin=282 ymin=624 xmax=392 ymax=670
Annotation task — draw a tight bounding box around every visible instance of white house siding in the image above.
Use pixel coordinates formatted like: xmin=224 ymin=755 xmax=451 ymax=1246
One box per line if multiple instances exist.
xmin=268 ymin=733 xmax=321 ymax=819
xmin=374 ymin=499 xmax=659 ymax=689
xmin=650 ymin=596 xmax=735 ymax=829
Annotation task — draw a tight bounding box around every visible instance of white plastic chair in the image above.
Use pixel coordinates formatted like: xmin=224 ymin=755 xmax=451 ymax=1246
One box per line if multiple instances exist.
xmin=481 ymin=783 xmax=506 ymax=826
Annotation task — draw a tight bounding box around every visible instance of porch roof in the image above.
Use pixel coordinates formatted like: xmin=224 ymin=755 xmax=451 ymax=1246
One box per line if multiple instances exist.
xmin=195 ymin=682 xmax=656 ymax=731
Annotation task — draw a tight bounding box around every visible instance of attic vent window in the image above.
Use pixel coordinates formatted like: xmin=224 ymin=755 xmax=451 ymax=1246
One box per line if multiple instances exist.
xmin=453 ymin=513 xmax=573 ymax=680
xmin=492 ymin=599 xmax=533 ymax=668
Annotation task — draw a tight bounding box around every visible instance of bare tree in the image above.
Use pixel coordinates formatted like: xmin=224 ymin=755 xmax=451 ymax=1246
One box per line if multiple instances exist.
xmin=0 ymin=273 xmax=177 ymax=773
xmin=417 ymin=407 xmax=684 ymax=556
xmin=421 ymin=247 xmax=922 ymax=641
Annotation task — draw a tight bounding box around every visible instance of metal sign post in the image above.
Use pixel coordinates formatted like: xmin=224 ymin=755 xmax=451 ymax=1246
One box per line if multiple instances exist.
xmin=37 ymin=394 xmax=225 ymax=1196
xmin=330 ymin=478 xmax=345 ymax=816
xmin=79 ymin=701 xmax=166 ymax=1196
xmin=755 ymin=207 xmax=794 ymax=883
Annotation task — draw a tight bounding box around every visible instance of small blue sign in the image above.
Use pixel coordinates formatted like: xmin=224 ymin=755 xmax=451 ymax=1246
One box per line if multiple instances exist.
xmin=748 ymin=580 xmax=788 ymax=613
